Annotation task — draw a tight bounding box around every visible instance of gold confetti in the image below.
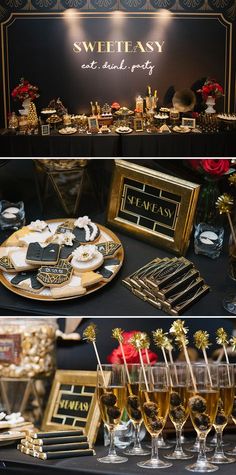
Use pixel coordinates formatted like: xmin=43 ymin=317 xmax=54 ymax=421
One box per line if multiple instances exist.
xmin=216 ymin=328 xmax=228 ymax=346
xmin=216 ymin=194 xmax=234 ymax=215
xmin=83 ymin=324 xmax=97 ymax=342
xmin=194 ymin=330 xmax=211 ymax=350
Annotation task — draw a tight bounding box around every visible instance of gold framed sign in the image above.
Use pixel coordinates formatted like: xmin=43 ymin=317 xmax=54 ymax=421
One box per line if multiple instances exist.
xmin=107 ymin=160 xmax=200 ymax=255
xmin=42 ymin=370 xmax=104 ymax=445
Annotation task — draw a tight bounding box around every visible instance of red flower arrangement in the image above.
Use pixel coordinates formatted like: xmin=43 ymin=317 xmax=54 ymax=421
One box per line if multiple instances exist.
xmin=11 ymin=78 xmax=39 ymax=102
xmin=198 ymin=78 xmax=223 ymax=101
xmin=107 ymin=330 xmax=158 ymax=364
xmin=188 ymin=159 xmax=231 ymax=177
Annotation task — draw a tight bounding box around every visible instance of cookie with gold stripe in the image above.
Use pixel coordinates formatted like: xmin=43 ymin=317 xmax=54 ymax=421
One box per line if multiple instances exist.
xmin=37 ymin=259 xmax=73 ymax=287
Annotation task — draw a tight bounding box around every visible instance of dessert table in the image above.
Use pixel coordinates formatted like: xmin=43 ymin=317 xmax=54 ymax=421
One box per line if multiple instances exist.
xmin=0 ymin=129 xmax=235 ymax=157
xmin=1 ymin=436 xmax=236 ymax=475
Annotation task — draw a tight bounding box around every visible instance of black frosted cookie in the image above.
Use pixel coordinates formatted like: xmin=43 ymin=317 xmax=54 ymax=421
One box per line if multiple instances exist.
xmin=96 ymin=242 xmax=121 ymax=258
xmin=37 ymin=259 xmax=73 ymax=287
xmin=73 ymin=224 xmax=100 ymax=243
xmin=26 ymin=242 xmax=60 ymax=265
xmin=59 ymin=240 xmax=80 ymax=260
xmin=11 ymin=270 xmax=44 ymax=293
xmin=95 ymin=259 xmax=120 ymax=281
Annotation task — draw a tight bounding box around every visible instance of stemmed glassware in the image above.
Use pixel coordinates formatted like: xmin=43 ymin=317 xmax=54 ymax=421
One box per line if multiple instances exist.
xmin=124 ymin=364 xmax=150 ymax=456
xmin=208 ymin=364 xmax=235 ymax=464
xmin=164 ymin=363 xmax=193 ymax=460
xmin=186 ymin=364 xmax=219 ymax=473
xmin=97 ymin=364 xmax=128 ymax=464
xmin=137 ymin=363 xmax=172 ymax=469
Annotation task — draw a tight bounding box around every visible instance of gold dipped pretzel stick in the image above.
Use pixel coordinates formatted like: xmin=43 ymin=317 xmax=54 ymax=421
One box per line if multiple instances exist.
xmin=216 ymin=194 xmax=236 ymax=247
xmin=152 ymin=329 xmax=173 ymax=385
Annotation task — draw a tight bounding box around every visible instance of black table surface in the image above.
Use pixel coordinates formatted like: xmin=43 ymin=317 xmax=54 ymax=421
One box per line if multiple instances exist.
xmin=0 ymin=226 xmax=233 ymax=317
xmin=0 ymin=158 xmax=233 ymax=317
xmin=1 ymin=436 xmax=236 ymax=475
xmin=0 ymin=129 xmax=235 ymax=157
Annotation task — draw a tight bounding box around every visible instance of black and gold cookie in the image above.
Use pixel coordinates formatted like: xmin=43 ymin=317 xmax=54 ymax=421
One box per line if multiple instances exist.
xmin=59 ymin=240 xmax=80 ymax=260
xmin=11 ymin=271 xmax=44 ymax=293
xmin=37 ymin=259 xmax=73 ymax=287
xmin=26 ymin=243 xmax=60 ymax=265
xmin=0 ymin=256 xmax=15 ymax=273
xmin=56 ymin=219 xmax=75 ymax=234
xmin=96 ymin=242 xmax=121 ymax=258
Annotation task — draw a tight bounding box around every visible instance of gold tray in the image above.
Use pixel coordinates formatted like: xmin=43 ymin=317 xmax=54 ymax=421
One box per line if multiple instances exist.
xmin=0 ymin=219 xmax=124 ymax=302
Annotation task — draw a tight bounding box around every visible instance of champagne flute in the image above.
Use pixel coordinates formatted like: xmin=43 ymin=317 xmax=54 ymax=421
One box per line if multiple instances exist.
xmin=124 ymin=364 xmax=150 ymax=456
xmin=186 ymin=363 xmax=219 ymax=473
xmin=97 ymin=364 xmax=127 ymax=464
xmin=164 ymin=363 xmax=193 ymax=460
xmin=138 ymin=363 xmax=172 ymax=469
xmin=209 ymin=364 xmax=235 ymax=464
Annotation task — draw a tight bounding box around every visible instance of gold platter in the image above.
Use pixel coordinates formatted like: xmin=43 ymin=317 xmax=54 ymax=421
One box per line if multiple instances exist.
xmin=0 ymin=219 xmax=124 ymax=302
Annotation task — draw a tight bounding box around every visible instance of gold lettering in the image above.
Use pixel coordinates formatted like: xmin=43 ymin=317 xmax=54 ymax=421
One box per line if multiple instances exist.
xmin=59 ymin=398 xmax=90 ymax=412
xmin=154 ymin=41 xmax=165 ymax=53
xmin=126 ymin=195 xmax=174 ymax=219
xmin=73 ymin=42 xmax=82 ymax=53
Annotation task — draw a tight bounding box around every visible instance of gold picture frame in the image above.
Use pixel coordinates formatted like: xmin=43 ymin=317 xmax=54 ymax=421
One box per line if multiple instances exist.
xmin=88 ymin=116 xmax=99 ymax=132
xmin=133 ymin=118 xmax=144 ymax=132
xmin=107 ymin=160 xmax=200 ymax=255
xmin=42 ymin=370 xmax=107 ymax=445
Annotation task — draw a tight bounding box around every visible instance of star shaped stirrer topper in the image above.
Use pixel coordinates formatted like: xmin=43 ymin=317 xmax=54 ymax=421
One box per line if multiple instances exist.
xmin=129 ymin=332 xmax=150 ymax=391
xmin=216 ymin=193 xmax=236 ymax=248
xmin=194 ymin=330 xmax=213 ymax=386
xmin=112 ymin=328 xmax=131 ymax=383
xmin=216 ymin=327 xmax=231 ymax=385
xmin=83 ymin=324 xmax=106 ymax=386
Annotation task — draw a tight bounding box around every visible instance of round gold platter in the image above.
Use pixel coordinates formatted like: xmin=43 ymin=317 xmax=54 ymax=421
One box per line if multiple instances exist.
xmin=0 ymin=219 xmax=124 ymax=302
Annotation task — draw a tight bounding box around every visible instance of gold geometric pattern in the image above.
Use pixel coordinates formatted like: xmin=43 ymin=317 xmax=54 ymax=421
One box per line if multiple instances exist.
xmin=37 ymin=259 xmax=73 ymax=286
xmin=0 ymin=256 xmax=15 ymax=271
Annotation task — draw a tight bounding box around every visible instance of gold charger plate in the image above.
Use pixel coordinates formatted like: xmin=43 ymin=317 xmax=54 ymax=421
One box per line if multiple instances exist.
xmin=0 ymin=219 xmax=124 ymax=302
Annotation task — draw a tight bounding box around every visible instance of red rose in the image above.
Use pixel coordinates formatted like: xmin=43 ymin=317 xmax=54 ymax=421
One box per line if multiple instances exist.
xmin=107 ymin=331 xmax=158 ymax=365
xmin=201 ymin=159 xmax=230 ymax=176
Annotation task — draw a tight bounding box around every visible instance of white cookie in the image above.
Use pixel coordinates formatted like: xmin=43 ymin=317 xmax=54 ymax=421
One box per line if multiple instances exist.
xmin=9 ymin=249 xmax=38 ymax=272
xmin=71 ymin=245 xmax=104 ymax=275
xmin=0 ymin=247 xmax=21 ymax=258
xmin=18 ymin=229 xmax=52 ymax=246
xmin=51 ymin=275 xmax=86 ymax=299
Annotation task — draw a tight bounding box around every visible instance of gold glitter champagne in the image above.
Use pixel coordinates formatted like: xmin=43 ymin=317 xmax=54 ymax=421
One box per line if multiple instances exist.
xmin=98 ymin=386 xmax=126 ymax=427
xmin=137 ymin=364 xmax=172 ymax=470
xmin=96 ymin=364 xmax=128 ymax=464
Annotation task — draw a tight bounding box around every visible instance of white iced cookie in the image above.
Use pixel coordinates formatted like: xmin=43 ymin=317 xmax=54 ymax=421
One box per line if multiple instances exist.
xmin=9 ymin=249 xmax=38 ymax=271
xmin=51 ymin=275 xmax=86 ymax=299
xmin=51 ymin=231 xmax=75 ymax=246
xmin=71 ymin=245 xmax=104 ymax=274
xmin=0 ymin=247 xmax=21 ymax=258
xmin=18 ymin=220 xmax=52 ymax=245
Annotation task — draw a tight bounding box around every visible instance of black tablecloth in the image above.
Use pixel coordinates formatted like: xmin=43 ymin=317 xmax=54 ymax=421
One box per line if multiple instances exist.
xmin=0 ymin=129 xmax=235 ymax=157
xmin=1 ymin=436 xmax=236 ymax=475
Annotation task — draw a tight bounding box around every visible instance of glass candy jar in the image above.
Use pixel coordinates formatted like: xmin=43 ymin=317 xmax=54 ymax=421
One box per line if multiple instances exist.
xmin=0 ymin=319 xmax=58 ymax=379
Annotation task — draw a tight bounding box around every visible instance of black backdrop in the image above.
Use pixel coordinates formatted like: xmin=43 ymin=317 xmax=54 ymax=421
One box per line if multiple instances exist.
xmin=0 ymin=0 xmax=235 ymax=128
